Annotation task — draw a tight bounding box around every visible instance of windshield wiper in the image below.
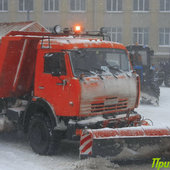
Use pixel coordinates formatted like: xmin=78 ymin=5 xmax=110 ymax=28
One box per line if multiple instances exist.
xmin=75 ymin=68 xmax=96 ymax=74
xmin=91 ymin=67 xmax=103 ymax=72
xmin=107 ymin=66 xmax=123 ymax=73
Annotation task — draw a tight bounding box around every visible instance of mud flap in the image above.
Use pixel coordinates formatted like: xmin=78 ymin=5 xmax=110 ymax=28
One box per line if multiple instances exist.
xmin=79 ymin=126 xmax=170 ymax=160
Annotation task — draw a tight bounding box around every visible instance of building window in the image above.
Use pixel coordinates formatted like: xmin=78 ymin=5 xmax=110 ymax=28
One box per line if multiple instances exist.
xmin=44 ymin=0 xmax=59 ymax=11
xmin=133 ymin=0 xmax=149 ymax=11
xmin=133 ymin=27 xmax=149 ymax=45
xmin=107 ymin=0 xmax=122 ymax=12
xmin=0 ymin=0 xmax=8 ymax=11
xmin=19 ymin=0 xmax=33 ymax=11
xmin=160 ymin=0 xmax=170 ymax=11
xmin=105 ymin=27 xmax=122 ymax=42
xmin=159 ymin=28 xmax=170 ymax=46
xmin=70 ymin=0 xmax=85 ymax=11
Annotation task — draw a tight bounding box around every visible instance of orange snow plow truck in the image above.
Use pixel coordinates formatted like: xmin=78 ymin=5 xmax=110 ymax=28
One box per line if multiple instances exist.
xmin=0 ymin=27 xmax=170 ymax=160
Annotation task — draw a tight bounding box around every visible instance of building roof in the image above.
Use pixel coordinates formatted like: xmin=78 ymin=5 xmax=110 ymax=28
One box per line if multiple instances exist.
xmin=0 ymin=21 xmax=48 ymax=38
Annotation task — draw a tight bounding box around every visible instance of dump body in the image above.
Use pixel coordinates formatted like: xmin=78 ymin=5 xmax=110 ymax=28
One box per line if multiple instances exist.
xmin=0 ymin=36 xmax=40 ymax=98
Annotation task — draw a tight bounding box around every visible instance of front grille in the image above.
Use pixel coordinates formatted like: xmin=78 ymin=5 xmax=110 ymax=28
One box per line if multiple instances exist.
xmin=80 ymin=97 xmax=128 ymax=115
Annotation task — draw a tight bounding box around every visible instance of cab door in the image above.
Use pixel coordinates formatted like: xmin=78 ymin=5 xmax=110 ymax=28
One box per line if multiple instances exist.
xmin=35 ymin=52 xmax=73 ymax=116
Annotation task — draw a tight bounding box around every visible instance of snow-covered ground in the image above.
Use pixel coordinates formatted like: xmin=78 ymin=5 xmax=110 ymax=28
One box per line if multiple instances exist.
xmin=137 ymin=86 xmax=170 ymax=126
xmin=0 ymin=87 xmax=170 ymax=170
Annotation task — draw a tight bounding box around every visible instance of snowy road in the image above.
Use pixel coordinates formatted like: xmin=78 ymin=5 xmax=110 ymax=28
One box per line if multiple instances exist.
xmin=0 ymin=87 xmax=170 ymax=170
xmin=137 ymin=87 xmax=170 ymax=126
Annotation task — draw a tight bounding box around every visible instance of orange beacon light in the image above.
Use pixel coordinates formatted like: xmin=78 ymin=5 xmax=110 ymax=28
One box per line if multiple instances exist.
xmin=74 ymin=25 xmax=82 ymax=33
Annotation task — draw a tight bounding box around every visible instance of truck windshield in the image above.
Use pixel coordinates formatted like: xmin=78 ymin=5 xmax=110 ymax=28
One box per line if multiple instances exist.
xmin=130 ymin=50 xmax=148 ymax=66
xmin=70 ymin=48 xmax=130 ymax=77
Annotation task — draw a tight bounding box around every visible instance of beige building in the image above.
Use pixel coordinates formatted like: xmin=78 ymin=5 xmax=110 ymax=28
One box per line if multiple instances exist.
xmin=0 ymin=0 xmax=170 ymax=62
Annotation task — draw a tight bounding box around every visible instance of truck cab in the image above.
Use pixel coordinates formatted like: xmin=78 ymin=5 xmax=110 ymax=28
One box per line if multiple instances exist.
xmin=34 ymin=38 xmax=140 ymax=118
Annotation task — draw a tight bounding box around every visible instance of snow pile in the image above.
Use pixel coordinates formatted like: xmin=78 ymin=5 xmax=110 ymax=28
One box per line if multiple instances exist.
xmin=74 ymin=157 xmax=119 ymax=170
xmin=137 ymin=87 xmax=170 ymax=126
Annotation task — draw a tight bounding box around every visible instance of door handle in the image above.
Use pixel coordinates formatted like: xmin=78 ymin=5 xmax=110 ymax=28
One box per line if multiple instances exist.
xmin=56 ymin=83 xmax=64 ymax=85
xmin=56 ymin=79 xmax=67 ymax=86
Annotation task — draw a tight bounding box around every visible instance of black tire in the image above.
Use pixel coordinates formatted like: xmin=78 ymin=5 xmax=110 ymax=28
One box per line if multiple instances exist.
xmin=28 ymin=113 xmax=61 ymax=155
xmin=150 ymin=82 xmax=160 ymax=98
xmin=164 ymin=74 xmax=170 ymax=87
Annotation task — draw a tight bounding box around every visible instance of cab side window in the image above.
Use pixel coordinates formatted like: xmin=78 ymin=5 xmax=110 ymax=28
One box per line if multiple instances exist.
xmin=44 ymin=53 xmax=66 ymax=75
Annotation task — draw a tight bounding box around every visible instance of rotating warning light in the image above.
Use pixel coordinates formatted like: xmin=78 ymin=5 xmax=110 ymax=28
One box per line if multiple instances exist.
xmin=74 ymin=25 xmax=82 ymax=34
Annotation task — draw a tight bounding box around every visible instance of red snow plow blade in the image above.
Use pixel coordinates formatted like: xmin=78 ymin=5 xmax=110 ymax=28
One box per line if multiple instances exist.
xmin=80 ymin=126 xmax=170 ymax=160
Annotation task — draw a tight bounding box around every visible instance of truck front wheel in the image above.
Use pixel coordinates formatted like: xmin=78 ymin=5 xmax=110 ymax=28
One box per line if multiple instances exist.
xmin=28 ymin=113 xmax=60 ymax=155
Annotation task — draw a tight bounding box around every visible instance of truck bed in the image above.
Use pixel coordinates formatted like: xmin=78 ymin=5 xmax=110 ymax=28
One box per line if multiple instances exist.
xmin=0 ymin=35 xmax=40 ymax=98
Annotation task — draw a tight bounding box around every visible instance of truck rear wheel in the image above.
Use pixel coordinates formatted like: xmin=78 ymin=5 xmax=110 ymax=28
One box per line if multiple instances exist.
xmin=28 ymin=113 xmax=60 ymax=155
